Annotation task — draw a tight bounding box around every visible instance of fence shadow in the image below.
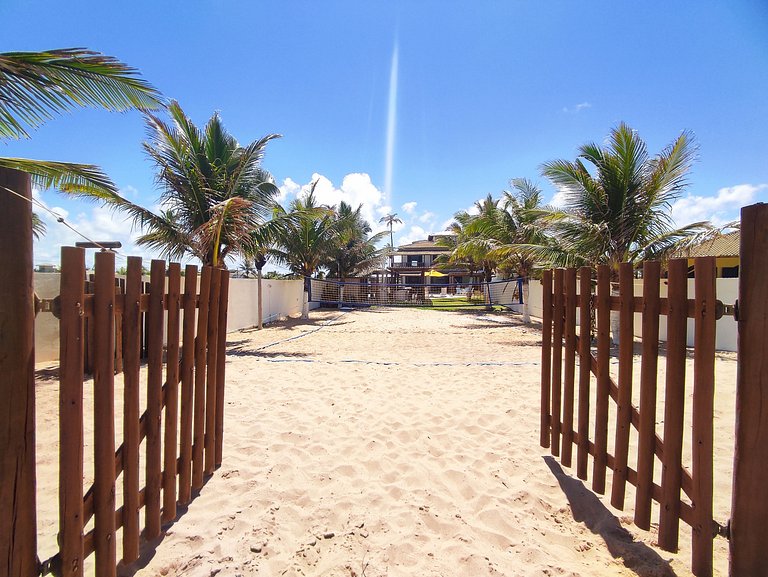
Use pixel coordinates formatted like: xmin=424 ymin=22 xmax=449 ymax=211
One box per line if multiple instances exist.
xmin=543 ymin=456 xmax=678 ymax=577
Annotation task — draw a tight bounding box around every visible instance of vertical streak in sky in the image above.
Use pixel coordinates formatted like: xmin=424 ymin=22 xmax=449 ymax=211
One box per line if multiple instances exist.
xmin=384 ymin=39 xmax=399 ymax=207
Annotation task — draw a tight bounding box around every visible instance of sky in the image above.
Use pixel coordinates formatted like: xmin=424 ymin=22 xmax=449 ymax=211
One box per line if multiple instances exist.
xmin=3 ymin=1 xmax=768 ymax=270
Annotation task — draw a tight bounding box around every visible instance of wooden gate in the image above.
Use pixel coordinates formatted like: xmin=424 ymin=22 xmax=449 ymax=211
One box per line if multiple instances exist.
xmin=540 ymin=256 xmax=723 ymax=576
xmin=46 ymin=247 xmax=230 ymax=577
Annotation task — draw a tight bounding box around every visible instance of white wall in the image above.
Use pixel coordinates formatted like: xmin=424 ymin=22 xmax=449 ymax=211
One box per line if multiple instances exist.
xmin=525 ymin=277 xmax=739 ymax=352
xmin=226 ymin=278 xmax=307 ymax=332
xmin=33 ymin=274 xmax=310 ymax=362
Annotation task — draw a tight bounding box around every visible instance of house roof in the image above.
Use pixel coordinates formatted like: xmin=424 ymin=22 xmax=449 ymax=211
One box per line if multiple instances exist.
xmin=396 ymin=239 xmax=451 ymax=253
xmin=682 ymin=230 xmax=740 ymax=258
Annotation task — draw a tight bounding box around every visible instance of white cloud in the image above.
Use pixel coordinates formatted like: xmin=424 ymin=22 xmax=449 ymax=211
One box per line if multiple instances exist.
xmin=278 ymin=177 xmax=301 ymax=204
xmin=671 ymin=183 xmax=766 ymax=226
xmin=440 ymin=217 xmax=455 ymax=231
xmin=562 ymin=101 xmax=592 ymax=114
xmin=289 ymin=172 xmax=387 ymax=234
xmin=32 ymin=187 xmax=178 ymax=268
xmin=401 ymin=201 xmax=417 ymax=214
xmin=418 ymin=211 xmax=436 ymax=224
xmin=396 ymin=225 xmax=428 ymax=247
xmin=549 ymin=190 xmax=568 ymax=208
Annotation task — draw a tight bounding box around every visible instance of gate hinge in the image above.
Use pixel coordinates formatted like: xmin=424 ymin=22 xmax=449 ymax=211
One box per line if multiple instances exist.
xmin=714 ymin=519 xmax=730 ymax=540
xmin=38 ymin=552 xmax=61 ymax=576
xmin=715 ymin=300 xmax=738 ymax=321
xmin=34 ymin=294 xmax=61 ymax=319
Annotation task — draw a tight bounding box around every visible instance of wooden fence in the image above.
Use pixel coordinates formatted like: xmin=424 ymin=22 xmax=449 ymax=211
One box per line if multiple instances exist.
xmin=50 ymin=247 xmax=230 ymax=577
xmin=83 ymin=275 xmax=152 ymax=375
xmin=540 ymin=257 xmax=721 ymax=576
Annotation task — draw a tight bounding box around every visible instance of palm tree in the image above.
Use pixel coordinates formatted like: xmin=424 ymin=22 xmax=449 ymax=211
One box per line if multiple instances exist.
xmin=31 ymin=212 xmax=46 ymax=240
xmin=538 ymin=123 xmax=710 ymax=269
xmin=66 ymin=101 xmax=282 ymax=268
xmin=464 ymin=180 xmax=550 ymax=321
xmin=327 ymin=202 xmax=387 ymax=306
xmin=378 ymin=212 xmax=402 ymax=249
xmin=378 ymin=212 xmax=402 ymax=274
xmin=269 ymin=183 xmax=342 ymax=318
xmin=0 ymin=48 xmax=163 ymax=195
xmin=538 ymin=123 xmax=711 ymax=340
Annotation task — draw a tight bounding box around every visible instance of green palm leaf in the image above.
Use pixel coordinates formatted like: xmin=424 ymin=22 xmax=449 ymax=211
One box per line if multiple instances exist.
xmin=0 ymin=48 xmax=163 ymax=140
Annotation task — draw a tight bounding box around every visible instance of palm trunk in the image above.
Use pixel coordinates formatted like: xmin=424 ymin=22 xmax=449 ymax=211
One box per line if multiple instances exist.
xmin=522 ymin=278 xmax=531 ymax=324
xmin=257 ymin=269 xmax=263 ymax=329
xmin=302 ymin=276 xmax=310 ymax=319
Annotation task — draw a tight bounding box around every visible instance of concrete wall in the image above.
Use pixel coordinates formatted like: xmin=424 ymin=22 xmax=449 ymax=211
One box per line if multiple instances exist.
xmin=34 ymin=273 xmax=61 ymax=362
xmin=525 ymin=277 xmax=738 ymax=352
xmin=226 ymin=278 xmax=307 ymax=332
xmin=33 ymin=274 xmax=310 ymax=362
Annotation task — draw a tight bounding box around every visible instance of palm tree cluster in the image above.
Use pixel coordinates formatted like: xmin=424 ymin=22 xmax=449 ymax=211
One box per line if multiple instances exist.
xmin=444 ymin=123 xmax=710 ymax=281
xmin=441 ymin=124 xmax=712 ymax=320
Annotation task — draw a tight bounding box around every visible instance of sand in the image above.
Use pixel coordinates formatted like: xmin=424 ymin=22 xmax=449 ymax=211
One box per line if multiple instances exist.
xmin=34 ymin=306 xmax=735 ymax=576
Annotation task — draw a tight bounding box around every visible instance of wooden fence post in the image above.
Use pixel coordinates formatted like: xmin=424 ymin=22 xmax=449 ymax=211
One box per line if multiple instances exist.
xmin=730 ymin=203 xmax=768 ymax=575
xmin=540 ymin=270 xmax=553 ymax=448
xmin=59 ymin=247 xmax=86 ymax=577
xmin=0 ymin=168 xmax=37 ymax=577
xmin=92 ymin=250 xmax=117 ymax=577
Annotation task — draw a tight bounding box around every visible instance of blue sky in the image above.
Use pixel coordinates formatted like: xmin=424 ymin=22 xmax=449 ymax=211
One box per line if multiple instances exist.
xmin=3 ymin=1 xmax=768 ymax=269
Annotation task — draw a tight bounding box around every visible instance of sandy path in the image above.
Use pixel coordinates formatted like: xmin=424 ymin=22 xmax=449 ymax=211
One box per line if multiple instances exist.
xmin=36 ymin=306 xmax=733 ymax=576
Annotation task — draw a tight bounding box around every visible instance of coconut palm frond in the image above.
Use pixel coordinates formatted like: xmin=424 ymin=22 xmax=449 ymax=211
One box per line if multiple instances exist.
xmin=0 ymin=156 xmax=118 ymax=196
xmin=0 ymin=48 xmax=163 ymax=140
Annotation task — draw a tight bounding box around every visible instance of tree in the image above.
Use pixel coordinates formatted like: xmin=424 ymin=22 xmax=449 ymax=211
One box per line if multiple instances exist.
xmin=326 ymin=202 xmax=387 ymax=306
xmin=538 ymin=123 xmax=709 ymax=270
xmin=378 ymin=212 xmax=402 ymax=272
xmin=327 ymin=202 xmax=387 ymax=280
xmin=378 ymin=212 xmax=402 ymax=249
xmin=66 ymin=101 xmax=282 ymax=268
xmin=538 ymin=123 xmax=711 ymax=340
xmin=268 ymin=183 xmax=342 ymax=318
xmin=0 ymin=48 xmax=163 ymax=195
xmin=31 ymin=212 xmax=46 ymax=239
xmin=464 ymin=180 xmax=550 ymax=321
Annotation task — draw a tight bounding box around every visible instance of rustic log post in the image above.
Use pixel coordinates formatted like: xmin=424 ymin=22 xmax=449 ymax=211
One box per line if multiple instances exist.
xmin=692 ymin=256 xmax=716 ymax=577
xmin=730 ymin=203 xmax=768 ymax=575
xmin=576 ymin=267 xmax=591 ymax=481
xmin=611 ymin=262 xmax=634 ymax=509
xmin=192 ymin=267 xmax=212 ymax=490
xmin=121 ymin=257 xmax=142 ymax=563
xmin=551 ymin=269 xmax=564 ymax=456
xmin=540 ymin=270 xmax=553 ymax=448
xmin=659 ymin=258 xmax=688 ymax=552
xmin=162 ymin=263 xmax=181 ymax=523
xmin=561 ymin=268 xmax=577 ymax=466
xmin=92 ymin=250 xmax=117 ymax=577
xmin=214 ymin=269 xmax=230 ymax=467
xmin=204 ymin=268 xmax=222 ymax=476
xmin=0 ymin=168 xmax=37 ymax=577
xmin=592 ymin=264 xmax=611 ymax=495
xmin=635 ymin=260 xmax=661 ymax=530
xmin=145 ymin=259 xmax=165 ymax=539
xmin=178 ymin=265 xmax=198 ymax=504
xmin=59 ymin=247 xmax=86 ymax=577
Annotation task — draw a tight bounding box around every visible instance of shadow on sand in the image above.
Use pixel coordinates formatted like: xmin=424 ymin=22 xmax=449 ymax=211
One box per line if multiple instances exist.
xmin=544 ymin=456 xmax=679 ymax=577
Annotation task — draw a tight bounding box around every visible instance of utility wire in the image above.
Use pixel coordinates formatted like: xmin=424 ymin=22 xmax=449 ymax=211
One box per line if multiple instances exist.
xmin=2 ymin=185 xmax=129 ymax=262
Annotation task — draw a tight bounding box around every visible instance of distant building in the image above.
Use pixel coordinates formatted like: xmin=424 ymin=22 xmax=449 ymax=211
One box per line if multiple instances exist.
xmin=388 ymin=234 xmax=482 ymax=290
xmin=35 ymin=264 xmax=58 ymax=273
xmin=679 ymin=230 xmax=739 ymax=278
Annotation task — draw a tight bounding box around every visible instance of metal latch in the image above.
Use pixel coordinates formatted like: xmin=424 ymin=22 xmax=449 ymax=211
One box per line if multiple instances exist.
xmin=34 ymin=293 xmax=61 ymax=319
xmin=715 ymin=300 xmax=739 ymax=321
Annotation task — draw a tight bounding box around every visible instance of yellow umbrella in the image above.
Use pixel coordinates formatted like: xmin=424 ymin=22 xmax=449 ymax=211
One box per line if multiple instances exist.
xmin=425 ymin=270 xmax=447 ymax=277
